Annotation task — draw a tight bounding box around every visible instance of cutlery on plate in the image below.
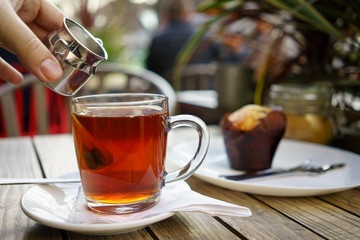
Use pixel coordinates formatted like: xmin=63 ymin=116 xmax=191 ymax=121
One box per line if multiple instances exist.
xmin=0 ymin=178 xmax=81 ymax=185
xmin=220 ymin=162 xmax=346 ymax=181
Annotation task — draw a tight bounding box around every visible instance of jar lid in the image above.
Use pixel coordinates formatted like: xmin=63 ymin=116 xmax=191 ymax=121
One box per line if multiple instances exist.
xmin=267 ymin=83 xmax=332 ymax=114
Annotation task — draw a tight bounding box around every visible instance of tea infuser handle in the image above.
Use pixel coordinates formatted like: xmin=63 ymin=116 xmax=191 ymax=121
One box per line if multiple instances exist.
xmin=52 ymin=39 xmax=70 ymax=64
xmin=95 ymin=38 xmax=103 ymax=46
xmin=164 ymin=115 xmax=210 ymax=184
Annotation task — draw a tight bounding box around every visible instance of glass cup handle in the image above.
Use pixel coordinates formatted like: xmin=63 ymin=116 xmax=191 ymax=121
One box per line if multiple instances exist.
xmin=164 ymin=114 xmax=210 ymax=184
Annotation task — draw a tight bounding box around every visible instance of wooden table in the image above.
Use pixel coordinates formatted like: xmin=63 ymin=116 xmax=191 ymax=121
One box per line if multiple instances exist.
xmin=1 ymin=126 xmax=359 ymax=240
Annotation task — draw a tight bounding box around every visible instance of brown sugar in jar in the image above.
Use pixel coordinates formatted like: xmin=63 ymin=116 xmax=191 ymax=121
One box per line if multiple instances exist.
xmin=266 ymin=83 xmax=334 ymax=144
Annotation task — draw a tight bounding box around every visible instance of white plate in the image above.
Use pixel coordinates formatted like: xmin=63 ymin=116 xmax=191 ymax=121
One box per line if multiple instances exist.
xmin=21 ymin=177 xmax=189 ymax=235
xmin=168 ymin=135 xmax=360 ymax=197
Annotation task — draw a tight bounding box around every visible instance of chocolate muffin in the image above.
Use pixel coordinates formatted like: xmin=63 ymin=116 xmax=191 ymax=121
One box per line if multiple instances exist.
xmin=220 ymin=105 xmax=286 ymax=171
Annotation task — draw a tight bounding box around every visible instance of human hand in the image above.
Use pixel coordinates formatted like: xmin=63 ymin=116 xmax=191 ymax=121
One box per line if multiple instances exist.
xmin=0 ymin=0 xmax=64 ymax=84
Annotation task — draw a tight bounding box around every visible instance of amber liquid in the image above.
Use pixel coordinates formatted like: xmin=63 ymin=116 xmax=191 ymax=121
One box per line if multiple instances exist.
xmin=71 ymin=106 xmax=168 ymax=205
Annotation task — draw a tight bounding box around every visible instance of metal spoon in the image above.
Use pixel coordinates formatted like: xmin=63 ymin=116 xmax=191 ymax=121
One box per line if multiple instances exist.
xmin=220 ymin=162 xmax=346 ymax=181
xmin=0 ymin=178 xmax=81 ymax=185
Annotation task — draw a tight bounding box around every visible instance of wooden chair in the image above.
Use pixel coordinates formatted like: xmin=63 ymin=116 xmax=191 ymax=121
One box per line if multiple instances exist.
xmin=0 ymin=74 xmax=71 ymax=137
xmin=0 ymin=63 xmax=177 ymax=137
xmin=180 ymin=63 xmax=218 ymax=90
xmin=164 ymin=63 xmax=218 ymax=91
xmin=79 ymin=63 xmax=177 ymax=113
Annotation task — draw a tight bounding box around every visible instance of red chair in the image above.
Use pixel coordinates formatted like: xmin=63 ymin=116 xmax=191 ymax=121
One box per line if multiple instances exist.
xmin=0 ymin=74 xmax=70 ymax=137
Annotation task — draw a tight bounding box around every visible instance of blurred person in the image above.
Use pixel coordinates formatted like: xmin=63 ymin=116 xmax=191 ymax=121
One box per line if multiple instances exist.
xmin=0 ymin=0 xmax=64 ymax=85
xmin=146 ymin=0 xmax=220 ymax=83
xmin=220 ymin=32 xmax=251 ymax=64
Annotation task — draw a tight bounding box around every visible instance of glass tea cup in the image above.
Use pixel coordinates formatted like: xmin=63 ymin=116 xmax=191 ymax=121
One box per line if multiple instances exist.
xmin=70 ymin=93 xmax=209 ymax=214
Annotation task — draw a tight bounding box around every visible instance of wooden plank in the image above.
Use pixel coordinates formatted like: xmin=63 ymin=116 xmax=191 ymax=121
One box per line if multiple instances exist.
xmin=254 ymin=194 xmax=360 ymax=239
xmin=0 ymin=137 xmax=62 ymax=240
xmin=150 ymin=212 xmax=239 ymax=240
xmin=319 ymin=189 xmax=360 ymax=216
xmin=186 ymin=177 xmax=322 ymax=240
xmin=0 ymin=137 xmax=42 ymax=178
xmin=33 ymin=134 xmax=155 ymax=239
xmin=66 ymin=229 xmax=154 ymax=240
xmin=33 ymin=134 xmax=78 ymax=178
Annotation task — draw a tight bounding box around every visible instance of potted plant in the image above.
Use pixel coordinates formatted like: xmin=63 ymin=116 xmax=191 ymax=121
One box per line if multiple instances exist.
xmin=173 ymin=0 xmax=360 ymax=104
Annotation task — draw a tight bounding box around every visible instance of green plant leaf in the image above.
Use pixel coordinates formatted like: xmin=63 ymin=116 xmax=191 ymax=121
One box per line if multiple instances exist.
xmin=265 ymin=0 xmax=345 ymax=40
xmin=253 ymin=32 xmax=282 ymax=105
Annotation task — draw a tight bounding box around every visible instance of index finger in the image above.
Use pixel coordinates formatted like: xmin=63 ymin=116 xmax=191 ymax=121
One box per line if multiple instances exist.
xmin=35 ymin=0 xmax=64 ymax=31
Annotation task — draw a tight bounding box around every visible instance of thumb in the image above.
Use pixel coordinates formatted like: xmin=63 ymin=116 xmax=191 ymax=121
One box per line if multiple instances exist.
xmin=18 ymin=37 xmax=63 ymax=83
xmin=0 ymin=6 xmax=63 ymax=82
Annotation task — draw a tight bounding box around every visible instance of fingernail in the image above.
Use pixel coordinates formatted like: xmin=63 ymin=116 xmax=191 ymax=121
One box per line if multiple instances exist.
xmin=40 ymin=58 xmax=62 ymax=82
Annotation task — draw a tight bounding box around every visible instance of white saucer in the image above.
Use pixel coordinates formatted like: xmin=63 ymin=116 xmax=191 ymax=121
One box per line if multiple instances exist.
xmin=21 ymin=177 xmax=189 ymax=235
xmin=168 ymin=135 xmax=360 ymax=197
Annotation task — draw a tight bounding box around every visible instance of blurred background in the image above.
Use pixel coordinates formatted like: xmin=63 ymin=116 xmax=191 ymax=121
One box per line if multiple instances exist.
xmin=49 ymin=0 xmax=205 ymax=66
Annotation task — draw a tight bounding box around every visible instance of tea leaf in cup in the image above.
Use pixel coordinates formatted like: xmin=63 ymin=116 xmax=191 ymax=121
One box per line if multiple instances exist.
xmin=83 ymin=148 xmax=113 ymax=170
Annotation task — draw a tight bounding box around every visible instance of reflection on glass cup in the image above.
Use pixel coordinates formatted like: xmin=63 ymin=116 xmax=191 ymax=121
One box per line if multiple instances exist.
xmin=70 ymin=93 xmax=209 ymax=214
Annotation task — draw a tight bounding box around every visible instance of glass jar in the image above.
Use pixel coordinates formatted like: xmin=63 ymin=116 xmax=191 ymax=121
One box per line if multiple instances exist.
xmin=266 ymin=83 xmax=334 ymax=144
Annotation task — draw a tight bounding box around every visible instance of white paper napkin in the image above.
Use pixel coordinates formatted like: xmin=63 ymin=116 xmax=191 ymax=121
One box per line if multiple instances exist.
xmin=67 ymin=181 xmax=252 ymax=223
